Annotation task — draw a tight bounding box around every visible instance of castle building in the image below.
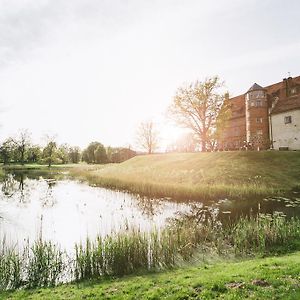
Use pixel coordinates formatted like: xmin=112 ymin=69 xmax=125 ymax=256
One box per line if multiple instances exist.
xmin=219 ymin=75 xmax=300 ymax=150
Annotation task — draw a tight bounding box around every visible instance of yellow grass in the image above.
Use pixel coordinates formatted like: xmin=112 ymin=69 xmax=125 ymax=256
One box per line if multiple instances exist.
xmin=70 ymin=151 xmax=300 ymax=200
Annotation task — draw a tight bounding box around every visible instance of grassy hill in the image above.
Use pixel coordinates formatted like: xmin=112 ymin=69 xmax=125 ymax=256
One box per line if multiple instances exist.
xmin=2 ymin=251 xmax=300 ymax=299
xmin=70 ymin=151 xmax=300 ymax=200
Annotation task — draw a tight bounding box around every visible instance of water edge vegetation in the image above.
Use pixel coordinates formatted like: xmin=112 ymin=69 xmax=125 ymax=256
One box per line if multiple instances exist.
xmin=69 ymin=151 xmax=300 ymax=200
xmin=1 ymin=213 xmax=300 ymax=291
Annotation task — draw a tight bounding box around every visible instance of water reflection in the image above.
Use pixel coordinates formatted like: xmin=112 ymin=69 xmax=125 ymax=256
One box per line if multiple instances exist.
xmin=0 ymin=173 xmax=57 ymax=207
xmin=1 ymin=171 xmax=300 ymax=252
xmin=0 ymin=172 xmax=189 ymax=251
xmin=170 ymin=194 xmax=300 ymax=228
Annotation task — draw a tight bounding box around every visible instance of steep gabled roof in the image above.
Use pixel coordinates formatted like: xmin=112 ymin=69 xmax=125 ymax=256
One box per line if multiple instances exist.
xmin=247 ymin=83 xmax=264 ymax=92
xmin=271 ymin=95 xmax=300 ymax=115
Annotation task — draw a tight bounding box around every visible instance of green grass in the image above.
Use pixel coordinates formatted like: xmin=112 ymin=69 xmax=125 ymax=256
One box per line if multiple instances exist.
xmin=70 ymin=151 xmax=300 ymax=200
xmin=1 ymin=214 xmax=300 ymax=292
xmin=2 ymin=251 xmax=300 ymax=299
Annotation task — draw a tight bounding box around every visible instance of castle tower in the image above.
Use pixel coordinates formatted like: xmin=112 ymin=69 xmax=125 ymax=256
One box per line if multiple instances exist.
xmin=245 ymin=83 xmax=269 ymax=150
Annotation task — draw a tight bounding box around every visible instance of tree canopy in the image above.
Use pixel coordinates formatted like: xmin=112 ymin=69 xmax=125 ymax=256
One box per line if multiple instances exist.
xmin=168 ymin=76 xmax=229 ymax=151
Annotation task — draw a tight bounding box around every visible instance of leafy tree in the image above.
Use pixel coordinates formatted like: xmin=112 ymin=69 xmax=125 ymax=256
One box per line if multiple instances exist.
xmin=106 ymin=146 xmax=114 ymax=162
xmin=68 ymin=146 xmax=81 ymax=163
xmin=136 ymin=121 xmax=159 ymax=154
xmin=168 ymin=76 xmax=227 ymax=152
xmin=27 ymin=145 xmax=42 ymax=163
xmin=82 ymin=142 xmax=98 ymax=163
xmin=0 ymin=139 xmax=15 ymax=164
xmin=43 ymin=135 xmax=57 ymax=167
xmin=12 ymin=129 xmax=31 ymax=165
xmin=94 ymin=144 xmax=108 ymax=164
xmin=82 ymin=142 xmax=107 ymax=164
xmin=208 ymin=95 xmax=232 ymax=151
xmin=57 ymin=144 xmax=70 ymax=164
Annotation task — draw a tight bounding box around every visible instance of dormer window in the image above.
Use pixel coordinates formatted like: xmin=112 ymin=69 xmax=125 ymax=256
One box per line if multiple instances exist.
xmin=284 ymin=116 xmax=292 ymax=124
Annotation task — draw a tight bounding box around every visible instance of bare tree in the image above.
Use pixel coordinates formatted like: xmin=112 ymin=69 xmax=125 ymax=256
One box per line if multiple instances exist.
xmin=168 ymin=76 xmax=228 ymax=152
xmin=136 ymin=121 xmax=159 ymax=154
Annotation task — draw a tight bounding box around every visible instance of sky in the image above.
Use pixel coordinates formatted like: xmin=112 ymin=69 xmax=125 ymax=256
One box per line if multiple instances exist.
xmin=0 ymin=0 xmax=300 ymax=150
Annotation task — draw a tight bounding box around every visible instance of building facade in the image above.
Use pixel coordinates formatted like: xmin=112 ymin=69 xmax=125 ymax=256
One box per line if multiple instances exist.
xmin=219 ymin=76 xmax=300 ymax=150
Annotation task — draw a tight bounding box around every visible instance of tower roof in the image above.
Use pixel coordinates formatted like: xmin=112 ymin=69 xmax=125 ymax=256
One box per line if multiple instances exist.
xmin=247 ymin=83 xmax=264 ymax=92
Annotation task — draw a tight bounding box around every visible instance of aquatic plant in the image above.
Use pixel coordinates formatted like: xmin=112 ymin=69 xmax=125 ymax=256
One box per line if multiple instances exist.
xmin=1 ymin=213 xmax=300 ymax=290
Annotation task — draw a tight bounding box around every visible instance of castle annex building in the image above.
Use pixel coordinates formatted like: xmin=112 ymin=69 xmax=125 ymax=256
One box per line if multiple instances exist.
xmin=220 ymin=75 xmax=300 ymax=151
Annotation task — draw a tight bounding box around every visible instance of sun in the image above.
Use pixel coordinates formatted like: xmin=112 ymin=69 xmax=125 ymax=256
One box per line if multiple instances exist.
xmin=158 ymin=123 xmax=188 ymax=151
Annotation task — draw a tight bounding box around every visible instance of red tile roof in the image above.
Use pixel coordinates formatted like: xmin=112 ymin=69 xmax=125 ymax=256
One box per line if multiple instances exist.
xmin=271 ymin=95 xmax=300 ymax=114
xmin=229 ymin=75 xmax=300 ymax=115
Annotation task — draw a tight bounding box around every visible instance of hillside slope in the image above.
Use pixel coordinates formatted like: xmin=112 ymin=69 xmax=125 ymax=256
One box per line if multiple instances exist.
xmin=70 ymin=151 xmax=300 ymax=200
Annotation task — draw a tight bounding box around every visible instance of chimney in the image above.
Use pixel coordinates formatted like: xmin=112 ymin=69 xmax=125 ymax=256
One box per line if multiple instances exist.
xmin=224 ymin=92 xmax=229 ymax=100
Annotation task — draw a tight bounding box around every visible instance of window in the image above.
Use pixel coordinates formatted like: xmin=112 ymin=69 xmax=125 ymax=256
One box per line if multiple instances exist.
xmin=256 ymin=91 xmax=265 ymax=98
xmin=256 ymin=117 xmax=263 ymax=123
xmin=284 ymin=116 xmax=292 ymax=124
xmin=290 ymin=88 xmax=297 ymax=95
xmin=250 ymin=101 xmax=255 ymax=107
xmin=256 ymin=100 xmax=262 ymax=107
xmin=257 ymin=129 xmax=263 ymax=135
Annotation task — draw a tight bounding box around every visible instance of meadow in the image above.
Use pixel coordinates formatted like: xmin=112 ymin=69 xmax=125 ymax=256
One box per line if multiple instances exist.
xmin=70 ymin=151 xmax=300 ymax=200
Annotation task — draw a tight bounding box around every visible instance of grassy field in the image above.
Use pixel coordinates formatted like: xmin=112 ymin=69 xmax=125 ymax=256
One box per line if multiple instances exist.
xmin=70 ymin=151 xmax=300 ymax=200
xmin=2 ymin=251 xmax=300 ymax=299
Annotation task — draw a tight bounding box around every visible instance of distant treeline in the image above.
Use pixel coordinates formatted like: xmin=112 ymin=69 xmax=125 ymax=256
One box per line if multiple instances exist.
xmin=82 ymin=142 xmax=136 ymax=164
xmin=0 ymin=132 xmax=136 ymax=165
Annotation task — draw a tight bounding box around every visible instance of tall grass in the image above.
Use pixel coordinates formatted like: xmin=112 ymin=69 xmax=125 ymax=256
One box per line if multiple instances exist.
xmin=0 ymin=238 xmax=65 ymax=290
xmin=69 ymin=152 xmax=300 ymax=200
xmin=228 ymin=212 xmax=300 ymax=254
xmin=1 ymin=213 xmax=300 ymax=290
xmin=0 ymin=239 xmax=22 ymax=290
xmin=26 ymin=238 xmax=65 ymax=288
xmin=70 ymin=169 xmax=277 ymax=201
xmin=73 ymin=213 xmax=300 ymax=281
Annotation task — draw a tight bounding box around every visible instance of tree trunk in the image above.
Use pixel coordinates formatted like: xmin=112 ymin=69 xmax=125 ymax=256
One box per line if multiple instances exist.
xmin=201 ymin=139 xmax=206 ymax=152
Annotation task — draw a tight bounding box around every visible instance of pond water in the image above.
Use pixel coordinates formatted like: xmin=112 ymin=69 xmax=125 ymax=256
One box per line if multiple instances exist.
xmin=1 ymin=171 xmax=300 ymax=251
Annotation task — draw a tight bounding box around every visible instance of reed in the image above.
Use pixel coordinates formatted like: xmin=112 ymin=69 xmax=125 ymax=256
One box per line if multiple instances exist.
xmin=26 ymin=238 xmax=65 ymax=288
xmin=0 ymin=238 xmax=64 ymax=290
xmin=228 ymin=212 xmax=300 ymax=255
xmin=1 ymin=213 xmax=300 ymax=290
xmin=73 ymin=213 xmax=300 ymax=281
xmin=0 ymin=240 xmax=22 ymax=290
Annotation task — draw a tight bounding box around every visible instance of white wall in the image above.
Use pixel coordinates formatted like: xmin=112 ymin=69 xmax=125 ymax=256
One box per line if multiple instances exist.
xmin=271 ymin=110 xmax=300 ymax=150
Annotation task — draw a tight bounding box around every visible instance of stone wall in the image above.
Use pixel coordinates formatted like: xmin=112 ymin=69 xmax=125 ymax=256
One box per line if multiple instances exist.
xmin=271 ymin=110 xmax=300 ymax=150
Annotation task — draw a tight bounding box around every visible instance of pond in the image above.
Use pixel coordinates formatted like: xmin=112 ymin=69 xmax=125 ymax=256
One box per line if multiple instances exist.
xmin=1 ymin=171 xmax=300 ymax=251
